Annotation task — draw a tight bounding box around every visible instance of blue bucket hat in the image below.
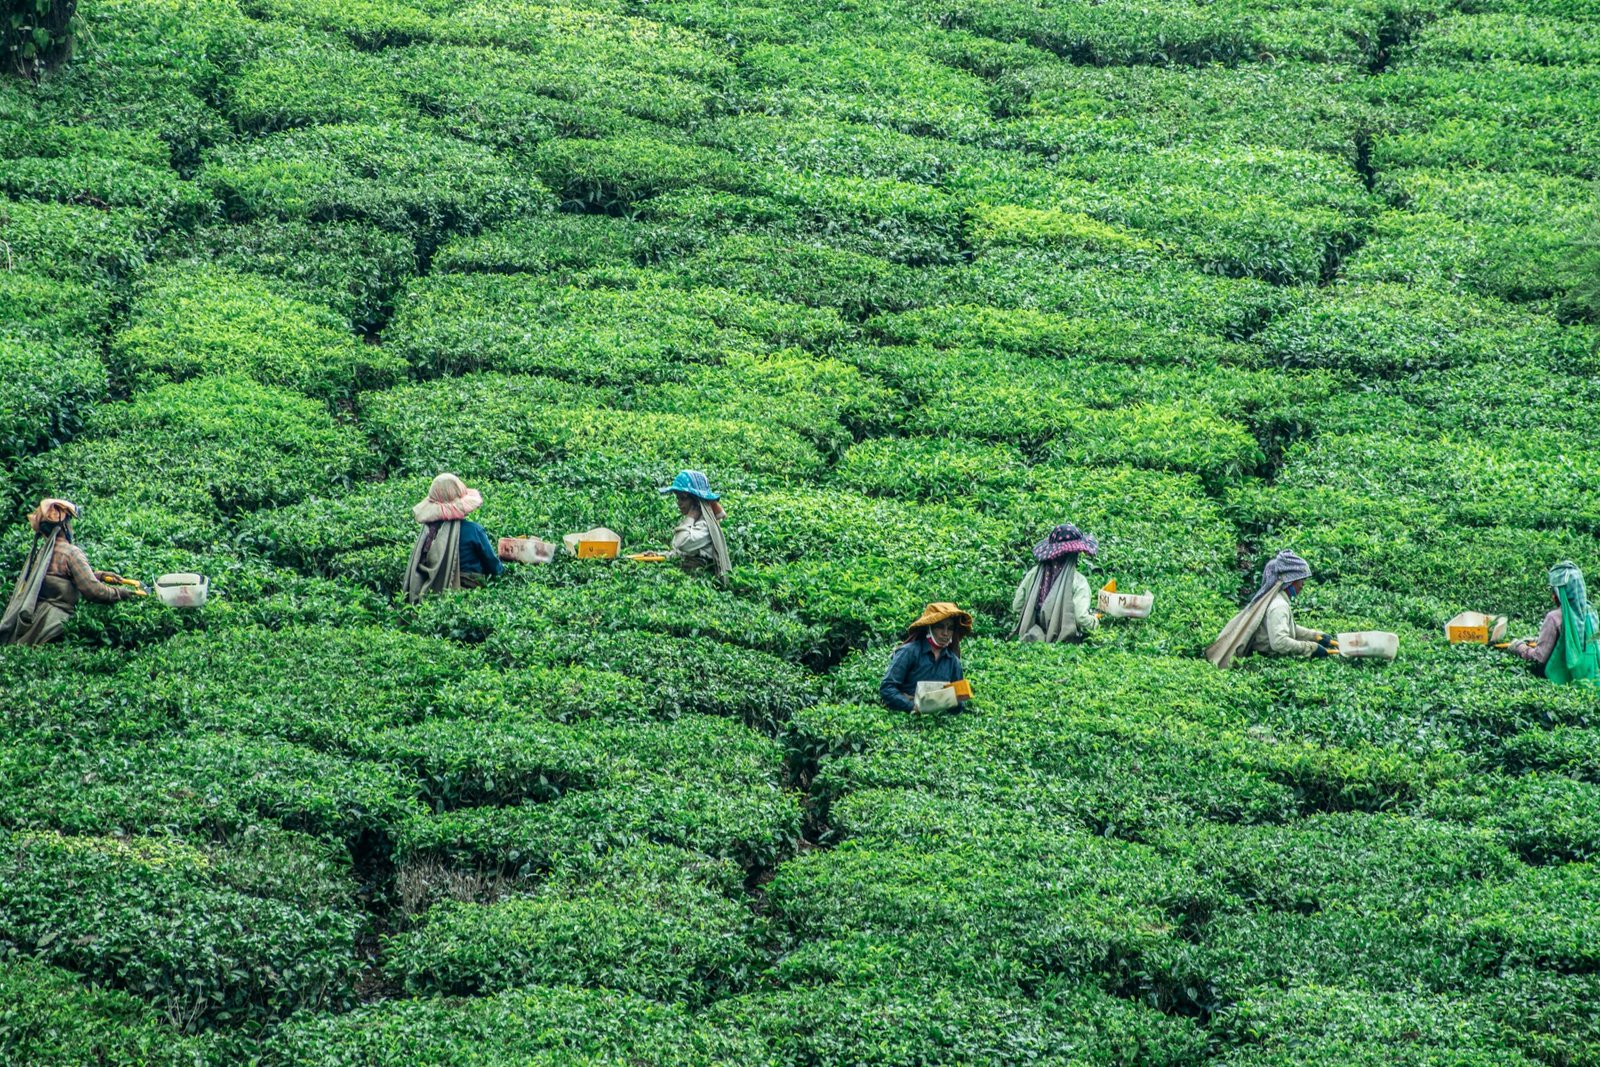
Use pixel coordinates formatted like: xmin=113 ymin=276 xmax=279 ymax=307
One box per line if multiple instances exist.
xmin=658 ymin=470 xmax=720 ymax=501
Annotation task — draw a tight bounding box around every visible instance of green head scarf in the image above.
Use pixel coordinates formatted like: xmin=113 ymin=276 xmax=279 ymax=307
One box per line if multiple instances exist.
xmin=1547 ymin=561 xmax=1599 ymax=688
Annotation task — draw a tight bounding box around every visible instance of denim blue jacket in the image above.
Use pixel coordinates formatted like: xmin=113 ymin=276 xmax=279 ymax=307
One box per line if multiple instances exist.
xmin=880 ymin=638 xmax=965 ymax=712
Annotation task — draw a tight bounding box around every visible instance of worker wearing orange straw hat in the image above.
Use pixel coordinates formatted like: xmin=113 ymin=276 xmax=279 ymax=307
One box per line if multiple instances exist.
xmin=880 ymin=602 xmax=973 ymax=713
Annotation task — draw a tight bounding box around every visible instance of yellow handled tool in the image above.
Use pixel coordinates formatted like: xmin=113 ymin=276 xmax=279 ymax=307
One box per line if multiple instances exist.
xmin=97 ymin=572 xmax=149 ymax=596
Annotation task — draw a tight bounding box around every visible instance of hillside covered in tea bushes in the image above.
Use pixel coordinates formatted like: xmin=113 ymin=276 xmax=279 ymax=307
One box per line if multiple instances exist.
xmin=3 ymin=0 xmax=1600 ymax=1061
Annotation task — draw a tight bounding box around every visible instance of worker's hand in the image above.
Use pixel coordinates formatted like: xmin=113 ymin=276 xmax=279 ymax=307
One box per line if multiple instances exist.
xmin=1313 ymin=631 xmax=1336 ymax=650
xmin=1312 ymin=644 xmax=1336 ymax=659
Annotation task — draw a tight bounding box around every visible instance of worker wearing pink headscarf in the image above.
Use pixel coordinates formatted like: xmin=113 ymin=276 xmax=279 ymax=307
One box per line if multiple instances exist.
xmin=403 ymin=474 xmax=504 ymax=604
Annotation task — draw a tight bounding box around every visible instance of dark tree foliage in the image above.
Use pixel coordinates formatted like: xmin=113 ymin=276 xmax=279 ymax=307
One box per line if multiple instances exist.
xmin=3 ymin=0 xmax=76 ymax=78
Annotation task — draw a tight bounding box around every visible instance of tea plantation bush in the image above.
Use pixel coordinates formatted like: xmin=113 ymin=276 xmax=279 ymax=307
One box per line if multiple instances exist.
xmin=0 ymin=830 xmax=361 ymax=1028
xmin=0 ymin=198 xmax=152 ymax=283
xmin=386 ymin=270 xmax=844 ymax=382
xmin=179 ymin=218 xmax=417 ymax=331
xmin=361 ymin=374 xmax=824 ymax=486
xmin=21 ymin=376 xmax=378 ymax=518
xmin=384 ymin=846 xmax=761 ymax=1005
xmin=0 ymin=958 xmax=218 ymax=1065
xmin=0 ymin=334 xmax=105 ymax=461
xmin=203 ymin=122 xmax=552 ymax=249
xmin=6 ymin=0 xmax=1600 ymax=1059
xmin=110 ymin=264 xmax=405 ymax=399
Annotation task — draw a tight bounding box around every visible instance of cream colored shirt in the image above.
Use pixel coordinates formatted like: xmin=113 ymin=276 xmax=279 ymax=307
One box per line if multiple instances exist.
xmin=1247 ymin=591 xmax=1320 ymax=657
xmin=669 ymin=515 xmax=713 ymax=562
xmin=1011 ymin=568 xmax=1097 ymax=637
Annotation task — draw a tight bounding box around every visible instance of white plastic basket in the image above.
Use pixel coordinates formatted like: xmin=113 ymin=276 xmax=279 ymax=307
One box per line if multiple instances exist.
xmin=913 ymin=680 xmax=959 ymax=713
xmin=1338 ymin=630 xmax=1398 ymax=661
xmin=1097 ymin=590 xmax=1154 ymax=619
xmin=154 ymin=572 xmax=208 ymax=609
xmin=498 ymin=537 xmax=556 ymax=564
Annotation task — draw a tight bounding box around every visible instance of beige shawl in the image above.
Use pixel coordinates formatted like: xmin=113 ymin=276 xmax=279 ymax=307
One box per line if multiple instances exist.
xmin=1 ymin=528 xmax=62 ymax=644
xmin=1013 ymin=561 xmax=1080 ymax=643
xmin=702 ymin=503 xmax=731 ymax=582
xmin=1205 ymin=580 xmax=1284 ymax=669
xmin=404 ymin=520 xmax=463 ymax=605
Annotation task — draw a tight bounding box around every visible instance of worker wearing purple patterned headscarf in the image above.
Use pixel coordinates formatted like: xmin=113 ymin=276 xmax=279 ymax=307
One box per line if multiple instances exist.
xmin=1012 ymin=523 xmax=1100 ymax=643
xmin=1205 ymin=549 xmax=1337 ymax=669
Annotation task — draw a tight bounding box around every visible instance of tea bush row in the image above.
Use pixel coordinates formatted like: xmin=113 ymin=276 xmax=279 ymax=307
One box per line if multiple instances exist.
xmin=0 ymin=197 xmax=153 ymax=284
xmin=394 ymin=776 xmax=801 ymax=875
xmin=0 ymin=830 xmax=361 ymax=1028
xmin=0 ymin=733 xmax=420 ymax=846
xmin=110 ymin=264 xmax=404 ymax=400
xmin=20 ymin=376 xmax=378 ymax=521
xmin=385 ymin=270 xmax=846 ymax=382
xmin=359 ymin=374 xmax=825 ymax=486
xmin=0 ymin=334 xmax=105 ymax=462
xmin=1364 ymin=62 xmax=1600 ymax=178
xmin=991 ymin=62 xmax=1371 ymax=161
xmin=201 ymin=122 xmax=553 ymax=252
xmin=258 ymin=979 xmax=1209 ymax=1066
xmin=1268 ymin=430 xmax=1600 ymax=534
xmin=407 ymin=567 xmax=827 ymax=661
xmin=175 ymin=219 xmax=417 ymax=333
xmin=0 ymin=959 xmax=219 ymax=1065
xmin=384 ymin=844 xmax=760 ymax=1006
xmin=357 ymin=713 xmax=786 ymax=811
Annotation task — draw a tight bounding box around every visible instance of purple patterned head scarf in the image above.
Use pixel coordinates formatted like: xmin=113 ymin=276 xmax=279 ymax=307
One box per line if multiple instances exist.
xmin=1033 ymin=525 xmax=1096 ymax=607
xmin=1249 ymin=550 xmax=1311 ymax=604
xmin=1034 ymin=523 xmax=1097 ymax=563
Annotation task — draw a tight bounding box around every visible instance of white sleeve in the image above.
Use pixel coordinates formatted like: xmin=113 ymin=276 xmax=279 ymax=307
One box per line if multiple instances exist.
xmin=1073 ymin=573 xmax=1097 ymax=632
xmin=669 ymin=519 xmax=712 ymax=558
xmin=1265 ymin=595 xmax=1318 ymax=657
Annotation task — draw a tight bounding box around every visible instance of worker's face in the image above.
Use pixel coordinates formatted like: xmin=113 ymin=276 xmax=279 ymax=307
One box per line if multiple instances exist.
xmin=674 ymin=492 xmax=699 ymax=517
xmin=929 ymin=620 xmax=956 ymax=646
xmin=1285 ymin=580 xmax=1305 ymax=597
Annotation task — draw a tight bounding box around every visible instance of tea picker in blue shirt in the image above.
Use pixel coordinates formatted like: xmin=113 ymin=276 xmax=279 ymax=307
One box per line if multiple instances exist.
xmin=880 ymin=602 xmax=973 ymax=713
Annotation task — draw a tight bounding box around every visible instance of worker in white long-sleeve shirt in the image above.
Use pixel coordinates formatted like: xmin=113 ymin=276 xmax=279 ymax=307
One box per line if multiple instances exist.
xmin=1206 ymin=550 xmax=1338 ymax=668
xmin=658 ymin=470 xmax=731 ymax=580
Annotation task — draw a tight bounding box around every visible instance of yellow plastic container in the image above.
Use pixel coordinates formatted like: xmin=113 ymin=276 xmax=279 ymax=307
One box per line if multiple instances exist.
xmin=563 ymin=527 xmax=621 ymax=559
xmin=950 ymin=679 xmax=972 ymax=699
xmin=1445 ymin=611 xmax=1507 ymax=645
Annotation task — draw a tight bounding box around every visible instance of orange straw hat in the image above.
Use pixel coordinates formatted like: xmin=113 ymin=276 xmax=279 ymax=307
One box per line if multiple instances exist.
xmin=906 ymin=602 xmax=973 ymax=637
xmin=27 ymin=498 xmax=77 ymax=533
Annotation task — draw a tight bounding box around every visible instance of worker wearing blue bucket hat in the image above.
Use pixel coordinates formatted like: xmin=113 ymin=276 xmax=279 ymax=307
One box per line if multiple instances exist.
xmin=658 ymin=470 xmax=731 ymax=579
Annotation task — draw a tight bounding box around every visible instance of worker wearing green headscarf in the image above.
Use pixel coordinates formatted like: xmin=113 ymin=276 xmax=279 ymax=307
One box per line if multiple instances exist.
xmin=1511 ymin=561 xmax=1599 ymax=687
